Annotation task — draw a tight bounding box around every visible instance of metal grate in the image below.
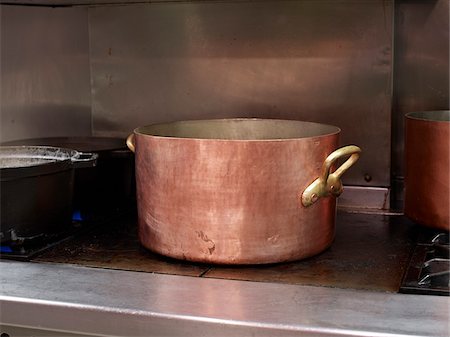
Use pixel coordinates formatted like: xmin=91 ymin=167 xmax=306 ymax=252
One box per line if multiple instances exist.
xmin=400 ymin=233 xmax=450 ymax=296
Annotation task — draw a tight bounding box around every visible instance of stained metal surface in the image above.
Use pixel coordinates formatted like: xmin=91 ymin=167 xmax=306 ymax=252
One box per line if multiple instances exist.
xmin=0 ymin=5 xmax=92 ymax=143
xmin=33 ymin=214 xmax=210 ymax=277
xmin=204 ymin=212 xmax=418 ymax=291
xmin=89 ymin=0 xmax=392 ymax=187
xmin=391 ymin=0 xmax=449 ymax=207
xmin=1 ymin=260 xmax=450 ymax=337
xmin=34 ymin=212 xmax=416 ymax=292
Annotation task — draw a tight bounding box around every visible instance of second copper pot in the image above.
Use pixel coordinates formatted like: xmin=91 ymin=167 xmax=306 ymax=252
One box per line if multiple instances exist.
xmin=127 ymin=118 xmax=360 ymax=264
xmin=405 ymin=110 xmax=449 ymax=231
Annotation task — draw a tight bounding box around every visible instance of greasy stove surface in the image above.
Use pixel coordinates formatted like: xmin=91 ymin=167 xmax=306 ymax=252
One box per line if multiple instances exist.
xmin=32 ymin=211 xmax=422 ymax=292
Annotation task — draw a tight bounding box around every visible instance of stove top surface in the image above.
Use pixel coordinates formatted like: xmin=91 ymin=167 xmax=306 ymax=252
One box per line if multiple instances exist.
xmin=4 ymin=211 xmax=431 ymax=294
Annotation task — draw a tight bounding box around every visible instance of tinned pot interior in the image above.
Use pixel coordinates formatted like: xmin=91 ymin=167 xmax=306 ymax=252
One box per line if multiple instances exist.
xmin=134 ymin=118 xmax=340 ymax=140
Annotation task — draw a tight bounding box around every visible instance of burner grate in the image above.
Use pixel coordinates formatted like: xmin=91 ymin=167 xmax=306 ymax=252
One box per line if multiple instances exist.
xmin=400 ymin=233 xmax=450 ymax=296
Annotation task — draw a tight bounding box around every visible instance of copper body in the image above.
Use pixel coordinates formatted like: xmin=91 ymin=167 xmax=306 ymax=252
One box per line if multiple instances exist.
xmin=130 ymin=119 xmax=358 ymax=264
xmin=405 ymin=111 xmax=450 ymax=231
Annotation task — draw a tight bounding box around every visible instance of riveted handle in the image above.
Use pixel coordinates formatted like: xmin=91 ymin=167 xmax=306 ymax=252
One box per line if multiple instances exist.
xmin=301 ymin=145 xmax=361 ymax=207
xmin=126 ymin=133 xmax=135 ymax=153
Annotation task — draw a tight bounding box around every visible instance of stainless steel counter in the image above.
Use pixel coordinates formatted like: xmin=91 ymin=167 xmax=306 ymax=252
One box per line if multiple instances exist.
xmin=1 ymin=260 xmax=449 ymax=337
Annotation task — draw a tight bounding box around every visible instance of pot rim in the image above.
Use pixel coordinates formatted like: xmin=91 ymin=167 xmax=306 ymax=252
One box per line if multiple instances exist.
xmin=132 ymin=118 xmax=341 ymax=142
xmin=405 ymin=110 xmax=450 ymax=123
xmin=0 ymin=146 xmax=97 ymax=181
xmin=1 ymin=136 xmax=130 ymax=156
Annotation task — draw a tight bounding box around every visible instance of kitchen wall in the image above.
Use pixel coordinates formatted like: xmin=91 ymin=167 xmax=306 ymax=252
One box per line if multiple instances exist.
xmin=88 ymin=0 xmax=393 ymax=187
xmin=0 ymin=5 xmax=92 ymax=141
xmin=0 ymin=0 xmax=448 ymax=204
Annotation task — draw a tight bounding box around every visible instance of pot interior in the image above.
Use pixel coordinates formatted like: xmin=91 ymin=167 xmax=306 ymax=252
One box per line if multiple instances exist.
xmin=136 ymin=118 xmax=340 ymax=140
xmin=406 ymin=110 xmax=450 ymax=122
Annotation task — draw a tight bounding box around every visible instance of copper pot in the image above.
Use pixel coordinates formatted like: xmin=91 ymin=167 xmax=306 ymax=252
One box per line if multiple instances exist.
xmin=405 ymin=110 xmax=449 ymax=231
xmin=127 ymin=118 xmax=360 ymax=264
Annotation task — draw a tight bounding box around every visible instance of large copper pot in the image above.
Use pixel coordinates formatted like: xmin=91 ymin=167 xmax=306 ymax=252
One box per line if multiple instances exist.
xmin=405 ymin=110 xmax=449 ymax=231
xmin=127 ymin=118 xmax=360 ymax=264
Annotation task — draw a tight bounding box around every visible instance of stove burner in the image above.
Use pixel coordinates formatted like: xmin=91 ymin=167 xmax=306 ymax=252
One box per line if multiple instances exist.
xmin=0 ymin=246 xmax=13 ymax=253
xmin=0 ymin=225 xmax=81 ymax=260
xmin=400 ymin=232 xmax=450 ymax=296
xmin=0 ymin=209 xmax=133 ymax=261
xmin=72 ymin=210 xmax=83 ymax=222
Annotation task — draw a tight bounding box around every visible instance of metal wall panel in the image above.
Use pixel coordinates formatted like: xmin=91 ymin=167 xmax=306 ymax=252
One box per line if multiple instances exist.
xmin=0 ymin=5 xmax=92 ymax=142
xmin=89 ymin=0 xmax=393 ymax=187
xmin=391 ymin=0 xmax=449 ymax=207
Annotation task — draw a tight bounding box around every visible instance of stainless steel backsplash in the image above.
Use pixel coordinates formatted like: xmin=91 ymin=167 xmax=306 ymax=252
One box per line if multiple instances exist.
xmin=0 ymin=5 xmax=92 ymax=141
xmin=1 ymin=0 xmax=448 ymax=194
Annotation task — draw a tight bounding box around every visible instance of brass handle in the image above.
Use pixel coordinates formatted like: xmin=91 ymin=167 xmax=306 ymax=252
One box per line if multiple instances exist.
xmin=301 ymin=145 xmax=361 ymax=207
xmin=126 ymin=133 xmax=135 ymax=153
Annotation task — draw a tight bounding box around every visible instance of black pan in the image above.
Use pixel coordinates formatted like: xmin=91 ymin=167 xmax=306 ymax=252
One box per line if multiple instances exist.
xmin=0 ymin=146 xmax=97 ymax=242
xmin=2 ymin=137 xmax=136 ymax=217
